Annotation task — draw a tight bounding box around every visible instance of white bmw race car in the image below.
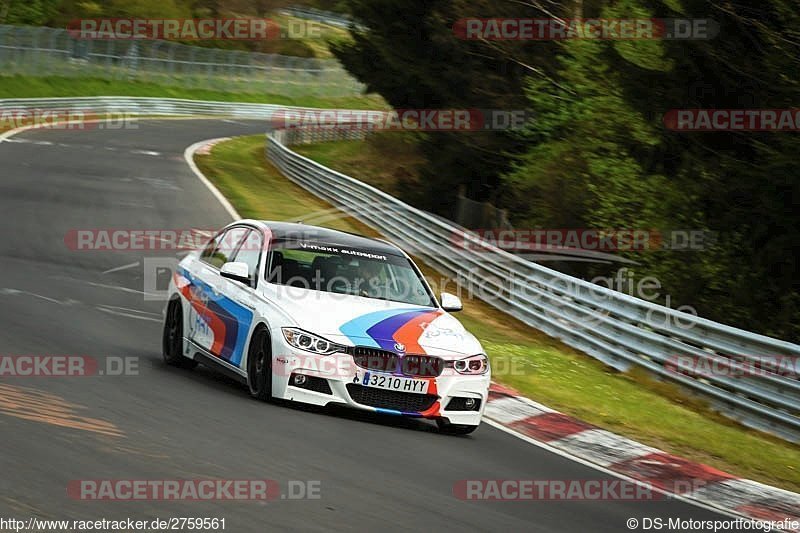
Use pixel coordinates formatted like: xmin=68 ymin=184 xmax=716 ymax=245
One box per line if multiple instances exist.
xmin=163 ymin=221 xmax=490 ymax=434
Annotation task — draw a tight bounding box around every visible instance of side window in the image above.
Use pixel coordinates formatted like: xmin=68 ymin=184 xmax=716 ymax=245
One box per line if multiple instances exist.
xmin=231 ymin=230 xmax=263 ymax=285
xmin=200 ymin=230 xmax=224 ymax=262
xmin=201 ymin=227 xmax=248 ymax=269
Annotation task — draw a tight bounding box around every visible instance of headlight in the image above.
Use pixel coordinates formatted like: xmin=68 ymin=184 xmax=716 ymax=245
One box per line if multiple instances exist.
xmin=453 ymin=354 xmax=489 ymax=375
xmin=282 ymin=328 xmax=344 ymax=355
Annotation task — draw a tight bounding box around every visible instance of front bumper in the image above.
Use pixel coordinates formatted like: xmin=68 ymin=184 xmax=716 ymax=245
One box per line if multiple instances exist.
xmin=271 ymin=332 xmax=489 ymax=427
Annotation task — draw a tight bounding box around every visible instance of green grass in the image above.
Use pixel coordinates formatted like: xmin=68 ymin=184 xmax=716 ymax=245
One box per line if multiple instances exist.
xmin=293 ymin=133 xmax=425 ymax=197
xmin=195 ymin=135 xmax=800 ymax=493
xmin=0 ymin=76 xmax=386 ymax=110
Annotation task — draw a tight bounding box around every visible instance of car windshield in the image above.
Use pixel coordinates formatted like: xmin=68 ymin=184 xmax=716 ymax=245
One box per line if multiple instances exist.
xmin=265 ymin=240 xmax=436 ymax=307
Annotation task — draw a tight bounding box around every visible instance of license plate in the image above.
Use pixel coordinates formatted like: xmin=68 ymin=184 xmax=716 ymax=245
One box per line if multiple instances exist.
xmin=362 ymin=372 xmax=429 ymax=394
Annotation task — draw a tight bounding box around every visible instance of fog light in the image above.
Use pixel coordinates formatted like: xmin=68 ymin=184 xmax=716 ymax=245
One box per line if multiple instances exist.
xmin=293 ymin=374 xmax=307 ymax=386
xmin=445 ymin=397 xmax=481 ymax=411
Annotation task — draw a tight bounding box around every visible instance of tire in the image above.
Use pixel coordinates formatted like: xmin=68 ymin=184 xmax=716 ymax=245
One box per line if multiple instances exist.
xmin=162 ymin=299 xmax=197 ymax=369
xmin=436 ymin=419 xmax=479 ymax=435
xmin=247 ymin=327 xmax=273 ymax=401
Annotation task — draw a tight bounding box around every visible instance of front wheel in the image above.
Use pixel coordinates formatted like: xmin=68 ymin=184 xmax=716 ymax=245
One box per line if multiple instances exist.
xmin=437 ymin=419 xmax=479 ymax=435
xmin=162 ymin=299 xmax=197 ymax=369
xmin=247 ymin=327 xmax=273 ymax=401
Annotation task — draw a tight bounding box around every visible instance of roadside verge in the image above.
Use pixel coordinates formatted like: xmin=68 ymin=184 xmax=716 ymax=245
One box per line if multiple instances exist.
xmin=484 ymin=383 xmax=800 ymax=526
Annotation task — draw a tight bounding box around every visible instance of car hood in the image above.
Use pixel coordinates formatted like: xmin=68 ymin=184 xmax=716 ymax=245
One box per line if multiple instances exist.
xmin=262 ymin=285 xmax=482 ymax=358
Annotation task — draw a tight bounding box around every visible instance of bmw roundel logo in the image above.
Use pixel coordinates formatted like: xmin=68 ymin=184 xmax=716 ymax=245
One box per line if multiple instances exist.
xmin=394 ymin=342 xmax=406 ymax=353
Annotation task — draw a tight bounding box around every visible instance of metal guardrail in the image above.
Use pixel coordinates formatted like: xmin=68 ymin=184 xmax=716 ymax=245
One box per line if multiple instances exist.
xmin=0 ymin=24 xmax=364 ymax=97
xmin=265 ymin=126 xmax=800 ymax=443
xmin=0 ymin=96 xmax=382 ymax=120
xmin=0 ymin=96 xmax=278 ymax=117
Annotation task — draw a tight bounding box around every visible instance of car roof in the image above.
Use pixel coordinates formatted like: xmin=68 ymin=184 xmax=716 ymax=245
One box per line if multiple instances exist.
xmin=254 ymin=221 xmax=404 ymax=256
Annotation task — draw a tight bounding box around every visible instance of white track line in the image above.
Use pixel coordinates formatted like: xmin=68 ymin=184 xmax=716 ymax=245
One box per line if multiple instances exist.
xmin=183 ymin=138 xmax=241 ymax=221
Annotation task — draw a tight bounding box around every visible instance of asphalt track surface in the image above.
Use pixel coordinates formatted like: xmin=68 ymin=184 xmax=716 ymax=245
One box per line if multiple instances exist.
xmin=0 ymin=119 xmax=730 ymax=532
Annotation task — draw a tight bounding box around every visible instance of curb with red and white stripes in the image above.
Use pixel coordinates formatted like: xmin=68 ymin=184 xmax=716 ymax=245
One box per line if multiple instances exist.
xmin=485 ymin=383 xmax=800 ymax=528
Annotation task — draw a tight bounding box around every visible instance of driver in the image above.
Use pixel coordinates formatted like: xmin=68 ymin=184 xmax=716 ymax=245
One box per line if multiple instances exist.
xmin=357 ymin=259 xmax=385 ymax=298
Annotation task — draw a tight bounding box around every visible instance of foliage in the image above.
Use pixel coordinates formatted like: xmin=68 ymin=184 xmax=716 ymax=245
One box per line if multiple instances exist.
xmin=333 ymin=0 xmax=800 ymax=340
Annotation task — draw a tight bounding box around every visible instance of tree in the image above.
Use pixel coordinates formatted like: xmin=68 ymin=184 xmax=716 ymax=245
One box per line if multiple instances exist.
xmin=2 ymin=0 xmax=61 ymax=24
xmin=332 ymin=0 xmax=561 ymax=215
xmin=504 ymin=0 xmax=800 ymax=340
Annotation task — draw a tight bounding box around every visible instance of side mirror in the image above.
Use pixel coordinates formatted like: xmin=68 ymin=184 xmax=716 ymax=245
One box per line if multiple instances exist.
xmin=440 ymin=292 xmax=463 ymax=312
xmin=220 ymin=261 xmax=251 ymax=285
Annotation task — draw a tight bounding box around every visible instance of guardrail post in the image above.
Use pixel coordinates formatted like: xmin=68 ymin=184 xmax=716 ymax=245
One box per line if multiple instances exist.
xmin=105 ymin=38 xmax=113 ymax=76
xmin=0 ymin=26 xmax=8 ymax=72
